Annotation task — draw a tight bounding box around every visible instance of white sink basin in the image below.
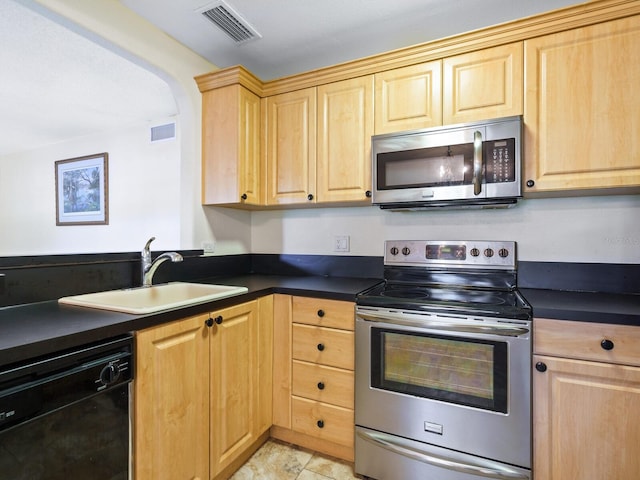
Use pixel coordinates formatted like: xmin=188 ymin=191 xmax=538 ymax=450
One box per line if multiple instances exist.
xmin=58 ymin=282 xmax=248 ymax=314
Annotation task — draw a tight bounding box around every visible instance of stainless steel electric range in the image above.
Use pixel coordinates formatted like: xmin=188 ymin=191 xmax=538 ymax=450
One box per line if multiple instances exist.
xmin=355 ymin=240 xmax=532 ymax=480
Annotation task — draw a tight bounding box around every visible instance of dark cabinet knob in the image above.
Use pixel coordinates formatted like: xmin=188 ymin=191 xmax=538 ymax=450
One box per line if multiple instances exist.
xmin=317 ymin=420 xmax=325 ymax=428
xmin=535 ymin=362 xmax=547 ymax=372
xmin=526 ymin=179 xmax=535 ymax=188
xmin=365 ymin=190 xmax=372 ymax=198
xmin=317 ymin=343 xmax=325 ymax=351
xmin=317 ymin=382 xmax=325 ymax=390
xmin=205 ymin=317 xmax=214 ymax=327
xmin=241 ymin=193 xmax=248 ymax=200
xmin=307 ymin=193 xmax=314 ymax=201
xmin=317 ymin=309 xmax=325 ymax=317
xmin=601 ymin=339 xmax=615 ymax=351
xmin=215 ymin=316 xmax=223 ymax=324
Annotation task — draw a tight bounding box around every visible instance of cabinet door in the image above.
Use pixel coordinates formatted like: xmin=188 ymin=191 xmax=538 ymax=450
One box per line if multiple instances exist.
xmin=317 ymin=76 xmax=374 ymax=203
xmin=375 ymin=61 xmax=442 ymax=134
xmin=272 ymin=294 xmax=292 ymax=428
xmin=443 ymin=42 xmax=523 ymax=125
xmin=265 ymin=88 xmax=317 ymax=205
xmin=524 ymin=16 xmax=640 ymax=194
xmin=202 ymin=84 xmax=262 ymax=206
xmin=135 ymin=315 xmax=210 ymax=480
xmin=210 ymin=301 xmax=259 ymax=477
xmin=533 ymin=354 xmax=640 ymax=479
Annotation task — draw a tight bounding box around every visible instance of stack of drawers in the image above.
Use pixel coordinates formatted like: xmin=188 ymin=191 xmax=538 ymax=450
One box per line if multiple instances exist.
xmin=290 ymin=297 xmax=355 ymax=450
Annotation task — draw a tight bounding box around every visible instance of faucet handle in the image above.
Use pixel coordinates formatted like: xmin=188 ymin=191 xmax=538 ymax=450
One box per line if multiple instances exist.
xmin=143 ymin=237 xmax=156 ymax=252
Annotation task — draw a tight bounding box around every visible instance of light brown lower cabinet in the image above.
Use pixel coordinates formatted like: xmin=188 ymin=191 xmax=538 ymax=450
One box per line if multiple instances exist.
xmin=533 ymin=318 xmax=640 ymax=479
xmin=134 ymin=297 xmax=273 ymax=480
xmin=271 ymin=294 xmax=356 ymax=462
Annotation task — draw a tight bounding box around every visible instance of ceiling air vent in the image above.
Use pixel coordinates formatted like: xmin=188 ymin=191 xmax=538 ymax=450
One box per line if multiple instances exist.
xmin=199 ymin=1 xmax=261 ymax=44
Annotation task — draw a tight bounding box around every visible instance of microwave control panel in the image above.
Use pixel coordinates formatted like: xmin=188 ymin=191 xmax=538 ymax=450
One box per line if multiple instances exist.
xmin=484 ymin=138 xmax=516 ymax=183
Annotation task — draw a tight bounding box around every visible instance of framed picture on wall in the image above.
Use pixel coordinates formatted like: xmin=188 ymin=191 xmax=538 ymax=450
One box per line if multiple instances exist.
xmin=55 ymin=153 xmax=109 ymax=225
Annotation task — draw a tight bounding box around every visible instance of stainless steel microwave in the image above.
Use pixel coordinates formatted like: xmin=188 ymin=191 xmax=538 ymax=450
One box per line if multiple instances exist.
xmin=372 ymin=116 xmax=523 ymax=209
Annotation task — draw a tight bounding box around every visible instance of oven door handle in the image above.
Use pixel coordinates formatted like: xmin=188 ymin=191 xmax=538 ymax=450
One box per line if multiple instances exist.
xmin=357 ymin=312 xmax=529 ymax=337
xmin=358 ymin=429 xmax=529 ymax=480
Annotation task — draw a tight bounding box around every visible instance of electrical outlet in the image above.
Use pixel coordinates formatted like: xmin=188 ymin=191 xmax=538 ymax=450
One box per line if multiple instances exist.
xmin=334 ymin=235 xmax=350 ymax=252
xmin=202 ymin=241 xmax=215 ymax=254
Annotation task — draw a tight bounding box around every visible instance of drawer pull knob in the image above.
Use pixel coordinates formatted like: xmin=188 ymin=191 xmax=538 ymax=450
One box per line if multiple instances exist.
xmin=317 ymin=382 xmax=325 ymax=390
xmin=317 ymin=309 xmax=325 ymax=317
xmin=317 ymin=420 xmax=324 ymax=428
xmin=601 ymin=339 xmax=614 ymax=351
xmin=535 ymin=362 xmax=547 ymax=373
xmin=317 ymin=343 xmax=325 ymax=351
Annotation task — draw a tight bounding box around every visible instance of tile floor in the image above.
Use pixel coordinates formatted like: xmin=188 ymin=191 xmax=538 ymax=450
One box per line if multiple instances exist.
xmin=230 ymin=439 xmax=364 ymax=480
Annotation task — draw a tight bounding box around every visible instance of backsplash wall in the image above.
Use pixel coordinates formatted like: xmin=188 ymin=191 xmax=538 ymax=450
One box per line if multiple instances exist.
xmin=250 ymin=194 xmax=640 ymax=264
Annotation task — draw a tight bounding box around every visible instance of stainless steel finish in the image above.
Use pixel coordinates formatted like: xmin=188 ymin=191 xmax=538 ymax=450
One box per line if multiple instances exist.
xmin=357 ymin=309 xmax=530 ymax=337
xmin=141 ymin=236 xmax=183 ymax=286
xmin=371 ymin=115 xmax=522 ymax=209
xmin=356 ymin=427 xmax=531 ymax=480
xmin=473 ymin=130 xmax=483 ymax=195
xmin=384 ymin=239 xmax=516 ymax=269
xmin=355 ymin=307 xmax=532 ymax=469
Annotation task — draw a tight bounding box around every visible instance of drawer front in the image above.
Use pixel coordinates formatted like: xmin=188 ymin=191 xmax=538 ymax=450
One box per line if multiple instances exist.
xmin=292 ymin=297 xmax=354 ymax=330
xmin=292 ymin=324 xmax=354 ymax=370
xmin=291 ymin=396 xmax=354 ymax=447
xmin=292 ymin=360 xmax=354 ymax=408
xmin=534 ymin=318 xmax=640 ymax=366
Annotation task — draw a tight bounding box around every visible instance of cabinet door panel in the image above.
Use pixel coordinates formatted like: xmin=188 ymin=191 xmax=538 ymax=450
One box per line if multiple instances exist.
xmin=534 ymin=355 xmax=640 ymax=479
xmin=524 ymin=16 xmax=640 ymax=193
xmin=443 ymin=42 xmax=523 ymax=124
xmin=135 ymin=315 xmax=209 ymax=480
xmin=375 ymin=61 xmax=442 ymax=134
xmin=210 ymin=301 xmax=259 ymax=477
xmin=317 ymin=76 xmax=373 ymax=203
xmin=265 ymin=88 xmax=317 ymax=204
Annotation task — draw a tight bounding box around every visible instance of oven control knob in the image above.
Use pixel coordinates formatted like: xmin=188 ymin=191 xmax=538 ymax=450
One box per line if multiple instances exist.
xmin=498 ymin=248 xmax=509 ymax=258
xmin=402 ymin=247 xmax=411 ymax=256
xmin=470 ymin=248 xmax=480 ymax=257
xmin=390 ymin=247 xmax=399 ymax=256
xmin=484 ymin=248 xmax=494 ymax=258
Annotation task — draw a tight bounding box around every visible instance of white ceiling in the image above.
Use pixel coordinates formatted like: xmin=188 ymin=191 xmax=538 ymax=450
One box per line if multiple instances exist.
xmin=2 ymin=0 xmax=584 ymax=157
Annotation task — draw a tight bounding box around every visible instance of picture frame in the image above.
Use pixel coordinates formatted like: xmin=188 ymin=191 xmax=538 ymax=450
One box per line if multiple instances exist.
xmin=55 ymin=153 xmax=109 ymax=225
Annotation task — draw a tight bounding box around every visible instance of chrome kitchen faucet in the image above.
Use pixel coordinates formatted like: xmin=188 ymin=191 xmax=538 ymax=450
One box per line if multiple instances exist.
xmin=141 ymin=237 xmax=183 ymax=286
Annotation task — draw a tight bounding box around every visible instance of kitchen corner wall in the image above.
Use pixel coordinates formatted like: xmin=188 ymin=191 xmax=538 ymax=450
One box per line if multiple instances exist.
xmin=251 ymin=194 xmax=640 ymax=264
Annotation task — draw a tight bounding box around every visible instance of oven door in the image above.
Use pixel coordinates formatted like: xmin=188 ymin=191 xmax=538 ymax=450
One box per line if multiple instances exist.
xmin=355 ymin=306 xmax=531 ymax=469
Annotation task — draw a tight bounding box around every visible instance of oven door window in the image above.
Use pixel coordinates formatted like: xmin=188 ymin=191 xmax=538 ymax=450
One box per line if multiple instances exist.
xmin=371 ymin=328 xmax=508 ymax=413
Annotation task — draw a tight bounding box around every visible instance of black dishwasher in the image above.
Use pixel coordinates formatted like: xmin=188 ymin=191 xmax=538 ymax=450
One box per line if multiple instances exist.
xmin=0 ymin=335 xmax=133 ymax=479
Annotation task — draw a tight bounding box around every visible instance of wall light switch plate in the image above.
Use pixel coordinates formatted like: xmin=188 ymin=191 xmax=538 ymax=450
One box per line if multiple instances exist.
xmin=334 ymin=235 xmax=350 ymax=252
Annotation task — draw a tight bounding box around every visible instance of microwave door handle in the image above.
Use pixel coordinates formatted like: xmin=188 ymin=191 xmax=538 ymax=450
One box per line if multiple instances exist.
xmin=473 ymin=130 xmax=483 ymax=195
xmin=357 ymin=429 xmax=529 ymax=480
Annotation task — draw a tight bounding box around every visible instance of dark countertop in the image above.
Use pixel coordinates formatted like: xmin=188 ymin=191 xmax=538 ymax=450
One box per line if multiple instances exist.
xmin=0 ymin=274 xmax=382 ymax=368
xmin=521 ymin=288 xmax=640 ymax=326
xmin=2 ymin=273 xmax=638 ymax=368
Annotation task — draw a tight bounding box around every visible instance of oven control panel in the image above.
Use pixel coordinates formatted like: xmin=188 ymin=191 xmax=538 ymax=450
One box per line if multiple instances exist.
xmin=384 ymin=240 xmax=516 ymax=269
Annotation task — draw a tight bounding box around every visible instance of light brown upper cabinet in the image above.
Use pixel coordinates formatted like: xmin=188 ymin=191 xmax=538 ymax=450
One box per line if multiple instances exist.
xmin=317 ymin=76 xmax=374 ymax=203
xmin=524 ymin=16 xmax=640 ymax=195
xmin=265 ymin=77 xmax=373 ymax=206
xmin=374 ymin=61 xmax=442 ymax=134
xmin=443 ymin=42 xmax=523 ymax=125
xmin=264 ymin=87 xmax=317 ymax=205
xmin=202 ymin=84 xmax=262 ymax=207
